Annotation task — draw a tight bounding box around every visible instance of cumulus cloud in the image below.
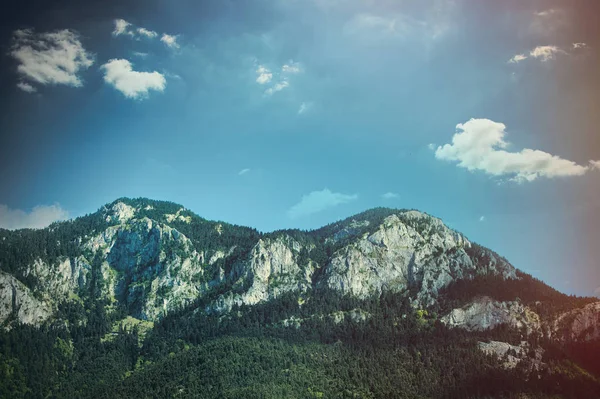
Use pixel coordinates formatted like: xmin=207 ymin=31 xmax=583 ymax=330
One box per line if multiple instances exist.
xmin=101 ymin=59 xmax=166 ymax=99
xmin=9 ymin=29 xmax=93 ymax=89
xmin=508 ymin=54 xmax=527 ymax=64
xmin=17 ymin=82 xmax=37 ymax=93
xmin=288 ymin=189 xmax=358 ymax=219
xmin=113 ymin=19 xmax=133 ymax=36
xmin=572 ymin=42 xmax=587 ymax=49
xmin=137 ymin=27 xmax=158 ymax=38
xmin=530 ymin=45 xmax=564 ymax=61
xmin=238 ymin=168 xmax=250 ymax=175
xmin=435 ymin=118 xmax=593 ymax=183
xmin=256 ymin=65 xmax=272 ymax=84
xmin=382 ymin=192 xmax=399 ymax=199
xmin=0 ymin=203 xmax=69 ymax=230
xmin=161 ymin=34 xmax=180 ymax=49
xmin=590 ymin=160 xmax=600 ymax=170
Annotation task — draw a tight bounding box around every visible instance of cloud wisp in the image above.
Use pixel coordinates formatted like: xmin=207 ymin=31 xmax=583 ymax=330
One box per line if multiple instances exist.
xmin=508 ymin=44 xmax=582 ymax=64
xmin=113 ymin=19 xmax=180 ymax=49
xmin=434 ymin=118 xmax=596 ymax=183
xmin=101 ymin=59 xmax=166 ymax=99
xmin=0 ymin=203 xmax=69 ymax=230
xmin=382 ymin=192 xmax=399 ymax=200
xmin=238 ymin=168 xmax=251 ymax=175
xmin=288 ymin=189 xmax=358 ymax=219
xmin=10 ymin=29 xmax=93 ymax=90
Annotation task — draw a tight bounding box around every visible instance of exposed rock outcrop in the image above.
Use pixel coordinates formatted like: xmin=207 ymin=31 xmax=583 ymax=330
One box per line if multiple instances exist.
xmin=0 ymin=272 xmax=51 ymax=327
xmin=552 ymin=301 xmax=600 ymax=342
xmin=441 ymin=297 xmax=540 ymax=332
xmin=478 ymin=340 xmax=544 ymax=370
xmin=322 ymin=213 xmax=515 ymax=306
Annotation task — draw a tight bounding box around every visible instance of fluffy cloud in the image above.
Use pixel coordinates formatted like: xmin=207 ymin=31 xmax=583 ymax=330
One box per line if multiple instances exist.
xmin=238 ymin=168 xmax=250 ymax=175
xmin=435 ymin=118 xmax=593 ymax=183
xmin=137 ymin=27 xmax=158 ymax=38
xmin=9 ymin=29 xmax=93 ymax=89
xmin=508 ymin=54 xmax=527 ymax=64
xmin=288 ymin=189 xmax=358 ymax=219
xmin=572 ymin=42 xmax=587 ymax=49
xmin=530 ymin=45 xmax=564 ymax=61
xmin=590 ymin=160 xmax=600 ymax=170
xmin=113 ymin=19 xmax=133 ymax=36
xmin=101 ymin=59 xmax=166 ymax=99
xmin=256 ymin=65 xmax=272 ymax=84
xmin=0 ymin=203 xmax=69 ymax=230
xmin=17 ymin=82 xmax=37 ymax=93
xmin=382 ymin=192 xmax=399 ymax=199
xmin=161 ymin=34 xmax=180 ymax=49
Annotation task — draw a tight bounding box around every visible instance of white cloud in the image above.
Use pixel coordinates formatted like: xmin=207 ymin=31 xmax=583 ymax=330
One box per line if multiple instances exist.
xmin=10 ymin=29 xmax=93 ymax=88
xmin=427 ymin=143 xmax=435 ymax=150
xmin=572 ymin=42 xmax=587 ymax=49
xmin=137 ymin=27 xmax=158 ymax=38
xmin=101 ymin=59 xmax=166 ymax=99
xmin=256 ymin=65 xmax=272 ymax=84
xmin=435 ymin=118 xmax=593 ymax=183
xmin=265 ymin=80 xmax=289 ymax=95
xmin=161 ymin=34 xmax=180 ymax=49
xmin=17 ymin=82 xmax=37 ymax=93
xmin=133 ymin=51 xmax=149 ymax=58
xmin=479 ymin=216 xmax=485 ymax=222
xmin=288 ymin=189 xmax=358 ymax=219
xmin=298 ymin=102 xmax=313 ymax=115
xmin=530 ymin=45 xmax=564 ymax=62
xmin=508 ymin=54 xmax=527 ymax=64
xmin=0 ymin=203 xmax=69 ymax=230
xmin=238 ymin=168 xmax=250 ymax=175
xmin=113 ymin=19 xmax=133 ymax=36
xmin=590 ymin=160 xmax=600 ymax=170
xmin=382 ymin=192 xmax=399 ymax=199
xmin=282 ymin=61 xmax=302 ymax=74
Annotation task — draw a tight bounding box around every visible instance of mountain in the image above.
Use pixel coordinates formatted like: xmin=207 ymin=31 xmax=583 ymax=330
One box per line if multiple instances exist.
xmin=1 ymin=198 xmax=599 ymax=398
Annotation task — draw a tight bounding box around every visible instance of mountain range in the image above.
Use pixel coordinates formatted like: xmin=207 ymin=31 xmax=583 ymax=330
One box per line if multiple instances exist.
xmin=1 ymin=198 xmax=599 ymax=398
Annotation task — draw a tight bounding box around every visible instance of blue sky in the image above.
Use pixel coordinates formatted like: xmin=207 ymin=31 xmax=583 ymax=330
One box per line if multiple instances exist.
xmin=1 ymin=0 xmax=599 ymax=297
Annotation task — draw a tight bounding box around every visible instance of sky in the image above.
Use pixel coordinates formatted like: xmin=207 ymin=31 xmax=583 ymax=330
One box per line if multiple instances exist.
xmin=1 ymin=0 xmax=599 ymax=297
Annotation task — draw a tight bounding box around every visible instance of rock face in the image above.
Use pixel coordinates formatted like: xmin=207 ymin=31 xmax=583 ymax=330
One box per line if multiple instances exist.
xmin=87 ymin=214 xmax=208 ymax=320
xmin=322 ymin=213 xmax=515 ymax=306
xmin=552 ymin=301 xmax=600 ymax=342
xmin=441 ymin=297 xmax=541 ymax=332
xmin=478 ymin=341 xmax=544 ymax=370
xmin=0 ymin=272 xmax=51 ymax=327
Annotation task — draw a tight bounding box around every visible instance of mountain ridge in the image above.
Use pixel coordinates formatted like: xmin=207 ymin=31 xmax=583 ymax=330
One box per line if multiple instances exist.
xmin=1 ymin=197 xmax=599 ymax=398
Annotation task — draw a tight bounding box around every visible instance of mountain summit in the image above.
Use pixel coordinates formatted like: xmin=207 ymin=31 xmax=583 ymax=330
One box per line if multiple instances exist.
xmin=1 ymin=198 xmax=599 ymax=398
